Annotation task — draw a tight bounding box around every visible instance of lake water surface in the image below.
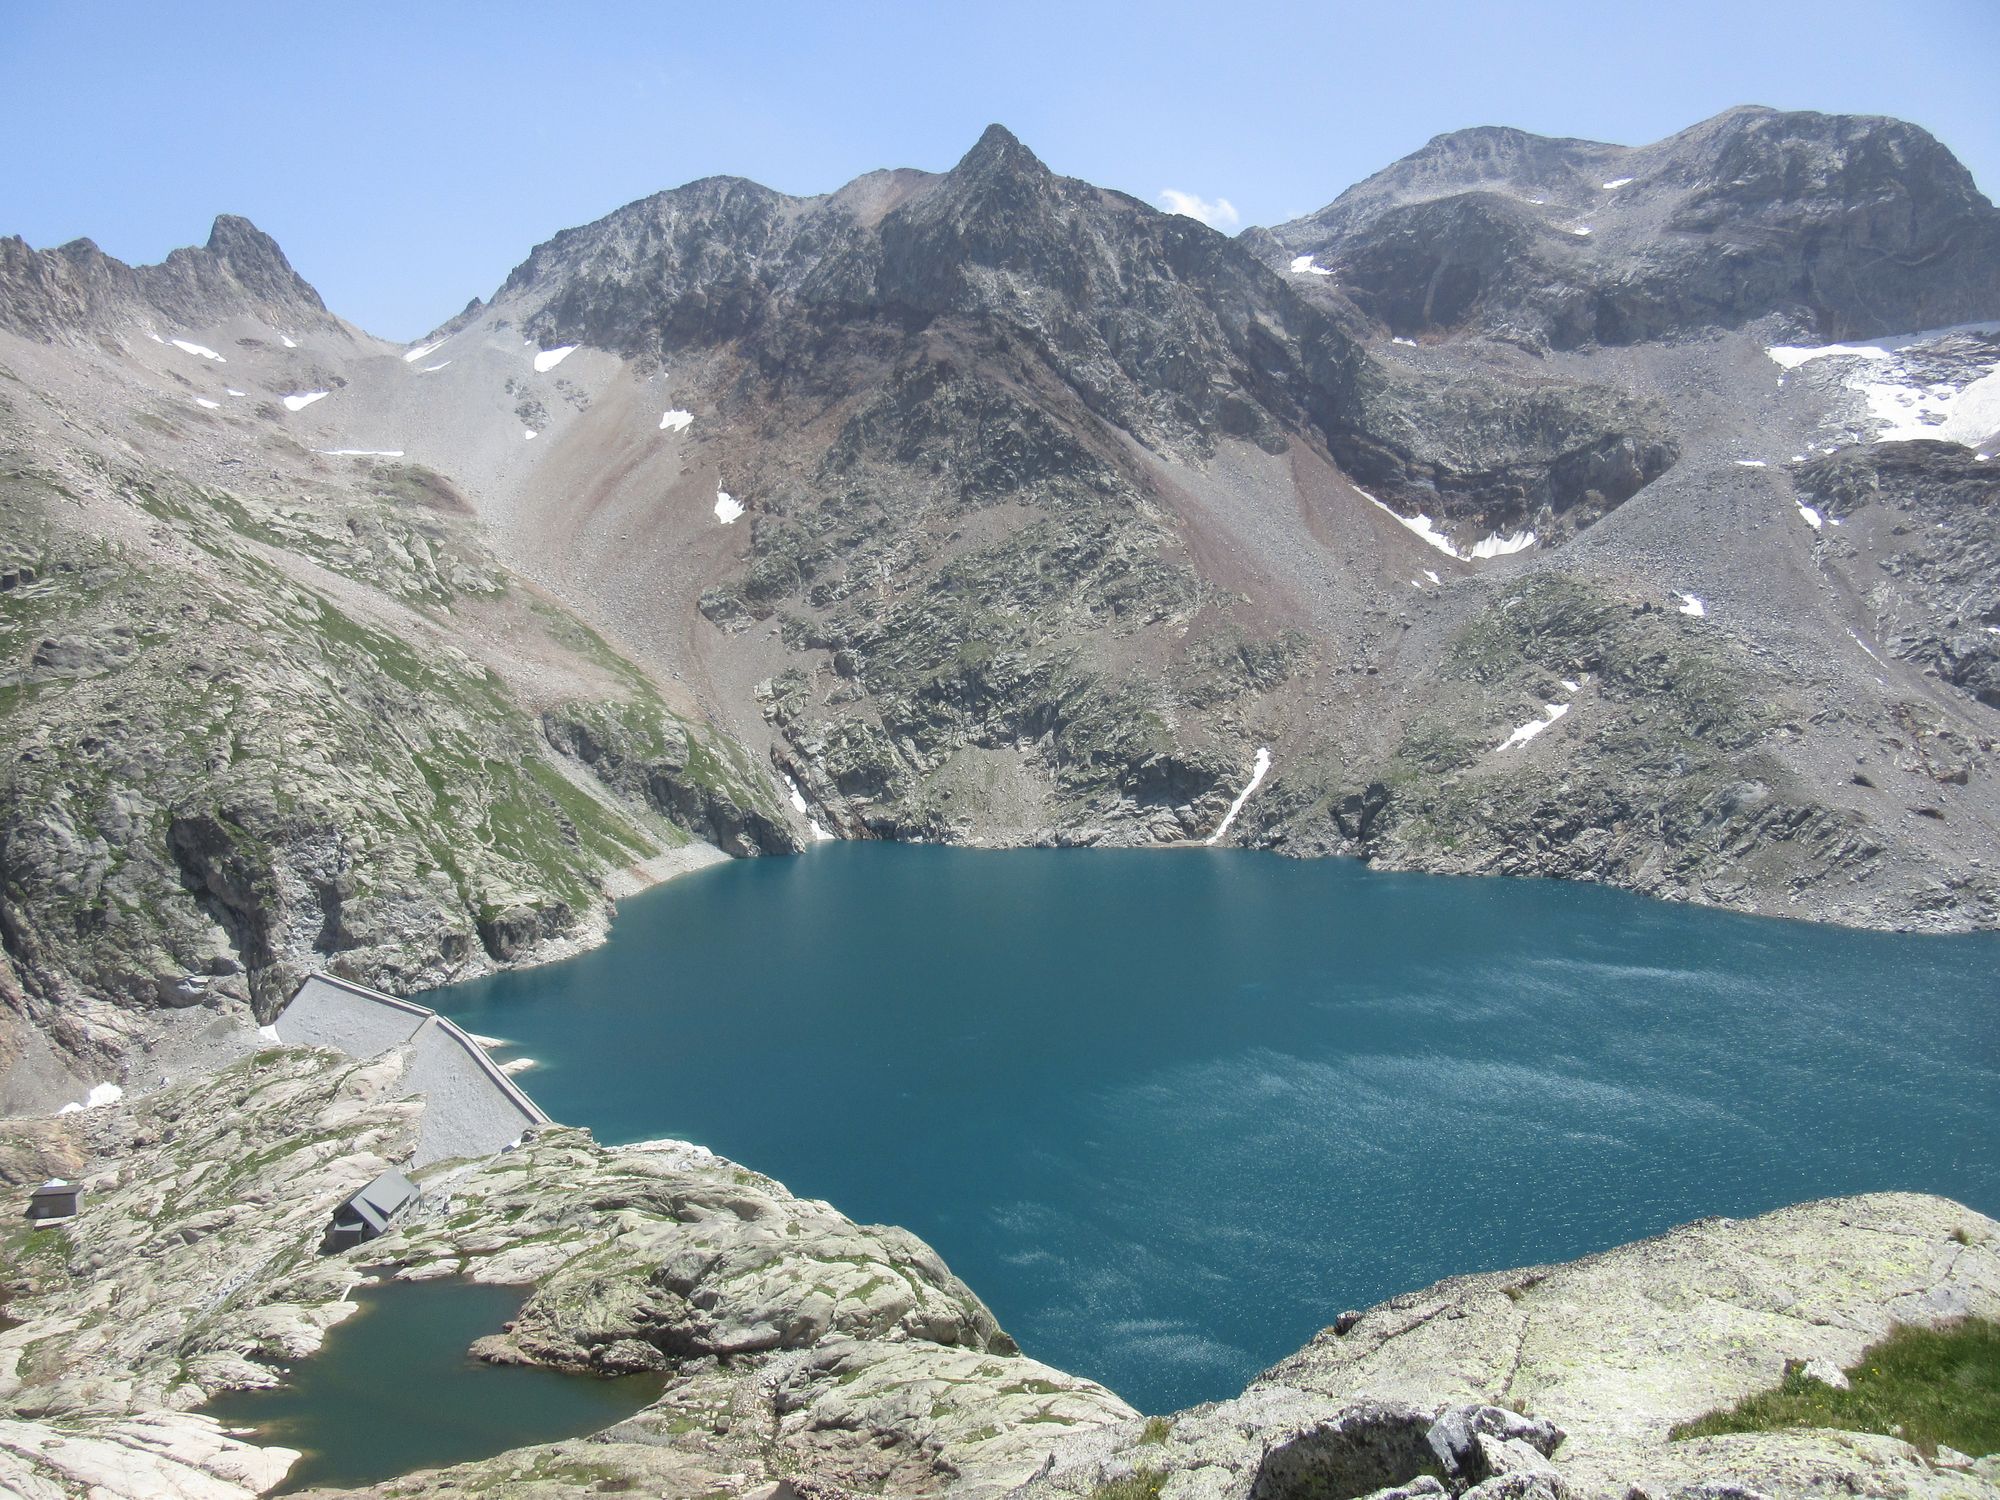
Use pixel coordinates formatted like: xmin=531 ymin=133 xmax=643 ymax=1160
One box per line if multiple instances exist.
xmin=427 ymin=845 xmax=2000 ymax=1415
xmin=205 ymin=1280 xmax=661 ymax=1492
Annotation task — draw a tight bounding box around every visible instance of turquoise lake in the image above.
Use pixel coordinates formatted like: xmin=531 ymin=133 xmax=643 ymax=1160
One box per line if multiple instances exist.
xmin=427 ymin=845 xmax=2000 ymax=1416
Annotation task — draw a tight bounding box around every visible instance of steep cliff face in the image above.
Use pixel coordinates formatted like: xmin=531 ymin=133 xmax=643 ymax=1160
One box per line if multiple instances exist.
xmin=0 ymin=241 xmax=798 ymax=1081
xmin=1794 ymin=441 xmax=2000 ymax=708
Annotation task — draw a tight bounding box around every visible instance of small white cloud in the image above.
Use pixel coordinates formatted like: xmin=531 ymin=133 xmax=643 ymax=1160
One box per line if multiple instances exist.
xmin=1159 ymin=189 xmax=1239 ymax=229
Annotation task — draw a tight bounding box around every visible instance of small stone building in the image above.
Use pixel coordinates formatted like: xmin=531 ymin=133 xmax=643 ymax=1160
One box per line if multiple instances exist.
xmin=324 ymin=1168 xmax=417 ymax=1251
xmin=25 ymin=1181 xmax=81 ymax=1223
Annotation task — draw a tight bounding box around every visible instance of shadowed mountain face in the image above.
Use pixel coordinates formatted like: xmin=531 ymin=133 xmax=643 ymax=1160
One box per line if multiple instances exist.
xmin=473 ymin=126 xmax=1685 ymax=844
xmin=1252 ymin=106 xmax=2000 ymax=348
xmin=1 ymin=106 xmax=1997 ymax=1083
xmin=493 ymin=125 xmax=1668 ymax=508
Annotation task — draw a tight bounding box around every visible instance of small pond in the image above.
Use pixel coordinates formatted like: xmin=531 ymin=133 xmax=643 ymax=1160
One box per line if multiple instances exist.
xmin=203 ymin=1279 xmax=661 ymax=1491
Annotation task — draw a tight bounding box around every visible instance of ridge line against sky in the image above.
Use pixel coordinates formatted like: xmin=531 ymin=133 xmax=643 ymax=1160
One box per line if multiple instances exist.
xmin=3 ymin=0 xmax=1996 ymax=341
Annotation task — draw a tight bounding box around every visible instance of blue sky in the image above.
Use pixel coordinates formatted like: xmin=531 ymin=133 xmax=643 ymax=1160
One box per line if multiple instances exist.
xmin=4 ymin=0 xmax=1994 ymax=340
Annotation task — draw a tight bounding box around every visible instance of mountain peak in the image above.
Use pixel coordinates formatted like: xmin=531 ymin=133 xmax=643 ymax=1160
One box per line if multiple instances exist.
xmin=198 ymin=213 xmax=326 ymax=313
xmin=205 ymin=212 xmax=278 ymax=257
xmin=952 ymin=123 xmax=1048 ymax=180
xmin=1261 ymin=103 xmax=2000 ymax=346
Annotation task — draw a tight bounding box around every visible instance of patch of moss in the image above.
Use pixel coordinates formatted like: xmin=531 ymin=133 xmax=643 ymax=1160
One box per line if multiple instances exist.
xmin=1397 ymin=718 xmax=1480 ymax=774
xmin=1670 ymin=1318 xmax=2000 ymax=1458
xmin=1091 ymin=1469 xmax=1166 ymax=1500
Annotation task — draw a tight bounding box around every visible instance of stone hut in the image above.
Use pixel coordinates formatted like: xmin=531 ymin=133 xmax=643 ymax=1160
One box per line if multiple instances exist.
xmin=325 ymin=1168 xmax=417 ymax=1252
xmin=25 ymin=1180 xmax=81 ymax=1223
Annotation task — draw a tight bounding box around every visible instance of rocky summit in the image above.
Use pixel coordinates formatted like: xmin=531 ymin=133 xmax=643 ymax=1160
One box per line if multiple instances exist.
xmin=0 ymin=100 xmax=1997 ymax=1499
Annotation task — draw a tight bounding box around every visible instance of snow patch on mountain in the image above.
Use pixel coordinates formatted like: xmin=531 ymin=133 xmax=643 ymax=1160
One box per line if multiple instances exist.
xmin=1768 ymin=322 xmax=2000 ymax=447
xmin=1358 ymin=487 xmax=1535 ymax=562
xmin=1357 ymin=487 xmax=1461 ymax=558
xmin=1766 ymin=321 xmax=2000 ymax=367
xmin=57 ymin=1082 xmax=123 ymax=1115
xmin=532 ymin=345 xmax=577 ymax=373
xmin=1205 ymin=747 xmax=1271 ymax=845
xmin=1504 ymin=704 xmax=1560 ymax=752
xmin=1864 ymin=366 xmax=2000 ymax=444
xmin=783 ymin=774 xmax=833 ymax=842
xmin=281 ymin=391 xmax=328 ymax=412
xmin=1470 ymin=529 xmax=1536 ymax=559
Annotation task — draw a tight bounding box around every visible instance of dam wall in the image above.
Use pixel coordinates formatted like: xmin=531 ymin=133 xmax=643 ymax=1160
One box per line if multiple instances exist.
xmin=275 ymin=974 xmax=551 ymax=1167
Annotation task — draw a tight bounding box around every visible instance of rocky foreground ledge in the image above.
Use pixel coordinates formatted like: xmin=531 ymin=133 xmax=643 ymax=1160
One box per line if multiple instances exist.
xmin=0 ymin=1043 xmax=1994 ymax=1499
xmin=0 ymin=1042 xmax=1131 ymax=1498
xmin=1025 ymin=1192 xmax=1999 ymax=1500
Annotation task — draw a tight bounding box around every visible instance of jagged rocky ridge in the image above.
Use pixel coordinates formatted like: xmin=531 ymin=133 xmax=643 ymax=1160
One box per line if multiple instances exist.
xmin=0 ymin=214 xmax=338 ymax=343
xmin=452 ymin=112 xmax=1995 ymax=926
xmin=469 ymin=125 xmax=1685 ymax=847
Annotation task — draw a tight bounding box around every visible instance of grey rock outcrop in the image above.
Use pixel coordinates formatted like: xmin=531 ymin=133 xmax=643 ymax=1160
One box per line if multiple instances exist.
xmin=1794 ymin=439 xmax=2000 ymax=710
xmin=0 ymin=1043 xmax=1132 ymax=1499
xmin=1017 ymin=1195 xmax=1999 ymax=1500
